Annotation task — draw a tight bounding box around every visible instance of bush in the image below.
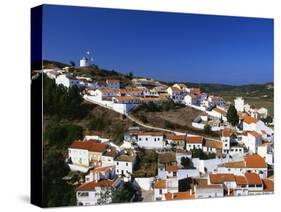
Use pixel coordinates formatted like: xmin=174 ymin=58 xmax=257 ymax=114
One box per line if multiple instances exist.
xmin=45 ymin=124 xmax=83 ymax=149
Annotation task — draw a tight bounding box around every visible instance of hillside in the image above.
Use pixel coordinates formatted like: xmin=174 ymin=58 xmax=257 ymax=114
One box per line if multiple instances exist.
xmin=38 ymin=60 xmax=274 ymax=116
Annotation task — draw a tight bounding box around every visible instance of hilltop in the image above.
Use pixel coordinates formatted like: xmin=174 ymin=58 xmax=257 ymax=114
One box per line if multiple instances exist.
xmin=38 ymin=60 xmax=273 ymax=115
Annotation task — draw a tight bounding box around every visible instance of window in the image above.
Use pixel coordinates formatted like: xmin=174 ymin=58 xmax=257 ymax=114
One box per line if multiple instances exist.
xmin=139 ymin=138 xmax=141 ymax=141
xmin=116 ymin=169 xmax=119 ymax=173
xmin=154 ymin=138 xmax=156 ymax=142
xmin=173 ymin=172 xmax=176 ymax=177
xmin=126 ymin=162 xmax=128 ymax=166
xmin=117 ymin=162 xmax=119 ymax=165
xmin=159 ymin=189 xmax=162 ymax=195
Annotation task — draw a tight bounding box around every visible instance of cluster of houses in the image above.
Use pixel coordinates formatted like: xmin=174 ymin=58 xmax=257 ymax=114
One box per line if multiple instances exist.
xmin=67 ymin=119 xmax=274 ymax=205
xmin=43 ymin=63 xmax=274 ymax=205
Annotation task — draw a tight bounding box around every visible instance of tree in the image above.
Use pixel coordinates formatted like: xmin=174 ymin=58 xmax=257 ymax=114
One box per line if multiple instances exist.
xmin=128 ymin=72 xmax=134 ymax=80
xmin=226 ymin=105 xmax=239 ymax=126
xmin=69 ymin=61 xmax=76 ymax=67
xmin=97 ymin=188 xmax=112 ymax=205
xmin=43 ymin=151 xmax=76 ymax=207
xmin=181 ymin=157 xmax=195 ymax=169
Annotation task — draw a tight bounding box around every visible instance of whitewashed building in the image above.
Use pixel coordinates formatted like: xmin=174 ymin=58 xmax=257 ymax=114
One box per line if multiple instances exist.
xmin=136 ymin=132 xmax=165 ymax=149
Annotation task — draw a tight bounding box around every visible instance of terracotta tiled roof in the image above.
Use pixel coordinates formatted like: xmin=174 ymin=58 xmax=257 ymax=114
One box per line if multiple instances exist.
xmin=187 ymin=136 xmax=203 ymax=144
xmin=168 ymin=134 xmax=186 ymax=141
xmin=244 ymin=154 xmax=267 ymax=168
xmin=209 ymin=173 xmax=235 ymax=184
xmin=262 ymin=179 xmax=274 ymax=192
xmin=154 ymin=180 xmax=167 ymax=189
xmin=166 ymin=165 xmax=178 ymax=172
xmin=235 ymin=175 xmax=248 ymax=185
xmin=242 ymin=116 xmax=258 ymax=124
xmin=93 ymin=165 xmax=114 ymax=173
xmin=76 ymin=179 xmax=114 ymax=191
xmin=164 ymin=192 xmax=195 ymax=200
xmin=69 ymin=140 xmax=107 ymax=153
xmin=204 ymin=140 xmax=223 ymax=149
xmin=222 ymin=128 xmax=232 ymax=137
xmin=245 ymin=172 xmax=262 ymax=185
xmin=103 ymin=147 xmax=118 ymax=157
xmin=158 ymin=152 xmax=176 ymax=163
xmin=224 ymin=161 xmax=246 ymax=168
xmin=170 ymin=87 xmax=181 ymax=92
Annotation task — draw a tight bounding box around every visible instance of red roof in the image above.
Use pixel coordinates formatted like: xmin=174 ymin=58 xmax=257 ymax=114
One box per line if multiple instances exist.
xmin=76 ymin=179 xmax=114 ymax=191
xmin=209 ymin=173 xmax=235 ymax=184
xmin=244 ymin=154 xmax=267 ymax=168
xmin=222 ymin=128 xmax=232 ymax=137
xmin=245 ymin=173 xmax=262 ymax=185
xmin=262 ymin=179 xmax=274 ymax=192
xmin=243 ymin=116 xmax=258 ymax=124
xmin=165 ymin=192 xmax=195 ymax=200
xmin=187 ymin=136 xmax=203 ymax=144
xmin=166 ymin=165 xmax=178 ymax=172
xmin=69 ymin=140 xmax=107 ymax=153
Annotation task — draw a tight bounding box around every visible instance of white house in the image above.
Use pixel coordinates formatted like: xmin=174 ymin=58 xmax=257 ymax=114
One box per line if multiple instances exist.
xmin=209 ymin=107 xmax=227 ymax=121
xmin=76 ymin=178 xmax=121 ymax=206
xmin=68 ymin=140 xmax=108 ymax=168
xmin=221 ymin=128 xmax=231 ymax=154
xmin=208 ymin=96 xmax=225 ymax=108
xmin=234 ymin=97 xmax=244 ymax=112
xmin=56 ymin=74 xmax=81 ymax=88
xmin=184 ymin=93 xmax=200 ymax=106
xmin=114 ymin=149 xmax=136 ymax=178
xmin=136 ymin=132 xmax=165 ymax=149
xmin=112 ymin=96 xmax=141 ymax=104
xmin=101 ymin=147 xmax=118 ymax=167
xmin=240 ymin=116 xmax=258 ymax=131
xmin=106 ymin=79 xmax=120 ymax=89
xmin=217 ymin=154 xmax=268 ymax=179
xmin=85 ymin=165 xmax=115 ymax=183
xmin=167 ymin=86 xmax=185 ymax=103
xmin=91 ymin=88 xmax=121 ymax=100
xmin=186 ymin=136 xmax=203 ymax=151
xmin=195 ymin=184 xmax=224 ymax=199
xmin=257 ymin=143 xmax=273 ymax=165
xmin=257 ymin=107 xmax=268 ymax=119
xmin=209 ymin=173 xmax=237 ymax=196
xmin=241 ymin=131 xmax=262 ymax=153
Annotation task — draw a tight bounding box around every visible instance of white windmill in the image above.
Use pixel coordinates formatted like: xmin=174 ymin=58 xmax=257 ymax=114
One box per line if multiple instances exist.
xmin=80 ymin=51 xmax=93 ymax=67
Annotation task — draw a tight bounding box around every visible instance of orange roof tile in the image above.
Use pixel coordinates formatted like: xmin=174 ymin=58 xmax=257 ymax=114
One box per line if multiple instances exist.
xmin=245 ymin=173 xmax=262 ymax=185
xmin=222 ymin=128 xmax=232 ymax=137
xmin=187 ymin=136 xmax=203 ymax=144
xmin=242 ymin=116 xmax=258 ymax=124
xmin=262 ymin=179 xmax=274 ymax=192
xmin=235 ymin=175 xmax=248 ymax=185
xmin=76 ymin=179 xmax=114 ymax=191
xmin=244 ymin=154 xmax=267 ymax=168
xmin=166 ymin=165 xmax=178 ymax=172
xmin=154 ymin=180 xmax=167 ymax=189
xmin=224 ymin=161 xmax=246 ymax=168
xmin=69 ymin=141 xmax=107 ymax=153
xmin=209 ymin=173 xmax=235 ymax=184
xmin=164 ymin=192 xmax=195 ymax=200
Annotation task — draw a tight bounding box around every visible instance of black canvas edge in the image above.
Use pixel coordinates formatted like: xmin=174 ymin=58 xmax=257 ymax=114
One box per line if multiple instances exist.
xmin=31 ymin=5 xmax=43 ymax=208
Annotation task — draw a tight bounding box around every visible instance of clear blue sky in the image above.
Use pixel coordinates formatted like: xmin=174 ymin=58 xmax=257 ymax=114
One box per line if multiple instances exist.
xmin=42 ymin=4 xmax=273 ymax=85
